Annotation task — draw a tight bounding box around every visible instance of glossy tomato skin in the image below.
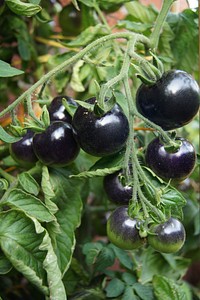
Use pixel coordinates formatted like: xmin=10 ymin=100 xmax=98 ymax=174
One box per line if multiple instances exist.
xmin=104 ymin=170 xmax=132 ymax=204
xmin=148 ymin=218 xmax=186 ymax=253
xmin=145 ymin=137 xmax=196 ymax=181
xmin=72 ymin=97 xmax=129 ymax=157
xmin=107 ymin=206 xmax=145 ymax=250
xmin=136 ymin=70 xmax=200 ymax=130
xmin=9 ymin=130 xmax=38 ymax=168
xmin=48 ymin=96 xmax=77 ymax=124
xmin=33 ymin=121 xmax=80 ymax=167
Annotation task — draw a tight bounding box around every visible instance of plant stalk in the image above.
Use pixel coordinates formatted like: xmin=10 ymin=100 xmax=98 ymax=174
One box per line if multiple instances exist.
xmin=150 ymin=0 xmax=176 ymax=50
xmin=0 ymin=32 xmax=150 ymax=119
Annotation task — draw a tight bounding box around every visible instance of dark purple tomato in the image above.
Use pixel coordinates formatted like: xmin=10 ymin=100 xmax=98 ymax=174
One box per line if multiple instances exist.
xmin=59 ymin=4 xmax=82 ymax=36
xmin=107 ymin=206 xmax=145 ymax=250
xmin=72 ymin=97 xmax=129 ymax=157
xmin=148 ymin=217 xmax=186 ymax=253
xmin=32 ymin=121 xmax=80 ymax=167
xmin=9 ymin=130 xmax=37 ymax=168
xmin=48 ymin=95 xmax=77 ymax=124
xmin=145 ymin=137 xmax=196 ymax=181
xmin=136 ymin=70 xmax=200 ymax=130
xmin=104 ymin=170 xmax=132 ymax=204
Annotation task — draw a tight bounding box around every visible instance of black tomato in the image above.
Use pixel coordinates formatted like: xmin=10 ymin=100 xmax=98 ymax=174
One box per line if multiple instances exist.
xmin=136 ymin=70 xmax=200 ymax=130
xmin=148 ymin=217 xmax=186 ymax=253
xmin=9 ymin=130 xmax=38 ymax=168
xmin=72 ymin=97 xmax=129 ymax=157
xmin=107 ymin=206 xmax=145 ymax=250
xmin=145 ymin=137 xmax=196 ymax=181
xmin=59 ymin=4 xmax=82 ymax=36
xmin=48 ymin=95 xmax=77 ymax=124
xmin=104 ymin=170 xmax=132 ymax=204
xmin=32 ymin=121 xmax=80 ymax=167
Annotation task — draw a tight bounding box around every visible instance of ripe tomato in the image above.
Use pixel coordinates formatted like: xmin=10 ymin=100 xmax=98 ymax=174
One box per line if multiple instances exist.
xmin=72 ymin=97 xmax=129 ymax=157
xmin=136 ymin=70 xmax=200 ymax=130
xmin=33 ymin=121 xmax=80 ymax=167
xmin=145 ymin=137 xmax=196 ymax=181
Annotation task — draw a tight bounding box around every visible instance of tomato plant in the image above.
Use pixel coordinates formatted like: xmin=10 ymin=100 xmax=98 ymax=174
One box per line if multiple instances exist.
xmin=0 ymin=0 xmax=199 ymax=300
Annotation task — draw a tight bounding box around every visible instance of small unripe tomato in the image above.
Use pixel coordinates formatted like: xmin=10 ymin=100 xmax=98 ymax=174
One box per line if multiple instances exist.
xmin=148 ymin=218 xmax=186 ymax=253
xmin=107 ymin=206 xmax=145 ymax=250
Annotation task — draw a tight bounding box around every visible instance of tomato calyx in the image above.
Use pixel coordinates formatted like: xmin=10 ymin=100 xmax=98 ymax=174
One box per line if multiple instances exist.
xmin=133 ymin=52 xmax=164 ymax=85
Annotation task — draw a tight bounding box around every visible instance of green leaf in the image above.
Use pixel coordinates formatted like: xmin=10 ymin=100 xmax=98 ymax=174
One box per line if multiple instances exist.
xmin=39 ymin=228 xmax=67 ymax=300
xmin=125 ymin=2 xmax=157 ymax=23
xmin=90 ymin=151 xmax=124 ymax=171
xmin=122 ymin=286 xmax=138 ymax=300
xmin=110 ymin=244 xmax=133 ymax=270
xmin=95 ymin=245 xmax=115 ymax=271
xmin=0 ymin=210 xmax=48 ymax=295
xmin=105 ymin=278 xmax=125 ymax=298
xmin=0 ymin=252 xmax=12 ymax=274
xmin=78 ymin=0 xmax=97 ymax=8
xmin=0 ymin=60 xmax=24 ymax=77
xmin=5 ymin=0 xmax=42 ymax=17
xmin=133 ymin=283 xmax=154 ymax=300
xmin=3 ymin=189 xmax=55 ymax=223
xmin=71 ymin=0 xmax=79 ymax=10
xmin=41 ymin=166 xmax=58 ymax=215
xmin=142 ymin=168 xmax=186 ymax=208
xmin=167 ymin=10 xmax=198 ymax=74
xmin=18 ymin=172 xmax=40 ymax=196
xmin=66 ymin=24 xmax=107 ymax=47
xmin=70 ymin=60 xmax=85 ymax=92
xmin=153 ymin=275 xmax=192 ymax=300
xmin=136 ymin=247 xmax=190 ymax=284
xmin=122 ymin=272 xmax=137 ymax=285
xmin=49 ymin=168 xmax=83 ymax=275
xmin=0 ymin=179 xmax=9 ymax=191
xmin=40 ymin=105 xmax=50 ymax=128
xmin=82 ymin=242 xmax=103 ymax=265
xmin=70 ymin=166 xmax=121 ymax=179
xmin=117 ymin=20 xmax=151 ymax=33
xmin=0 ymin=126 xmax=22 ymax=143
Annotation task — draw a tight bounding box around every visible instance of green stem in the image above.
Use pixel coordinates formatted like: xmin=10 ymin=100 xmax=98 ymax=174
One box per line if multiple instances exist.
xmin=0 ymin=32 xmax=150 ymax=119
xmin=25 ymin=95 xmax=44 ymax=126
xmin=0 ymin=168 xmax=15 ymax=183
xmin=132 ymin=108 xmax=178 ymax=147
xmin=137 ymin=186 xmax=165 ymax=221
xmin=150 ymin=0 xmax=175 ymax=50
xmin=123 ymin=76 xmax=137 ymax=196
xmin=123 ymin=76 xmax=166 ymax=221
xmin=94 ymin=4 xmax=110 ymax=31
xmin=98 ymin=37 xmax=137 ymax=109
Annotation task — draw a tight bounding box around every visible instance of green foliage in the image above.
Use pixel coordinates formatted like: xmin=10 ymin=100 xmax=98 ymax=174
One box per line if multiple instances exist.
xmin=0 ymin=0 xmax=199 ymax=299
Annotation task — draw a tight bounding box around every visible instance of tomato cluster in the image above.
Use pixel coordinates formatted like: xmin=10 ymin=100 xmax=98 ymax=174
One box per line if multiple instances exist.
xmin=105 ymin=70 xmax=199 ymax=253
xmin=9 ymin=69 xmax=199 ymax=254
xmin=10 ymin=95 xmax=129 ymax=167
xmin=10 ymin=96 xmax=80 ymax=168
